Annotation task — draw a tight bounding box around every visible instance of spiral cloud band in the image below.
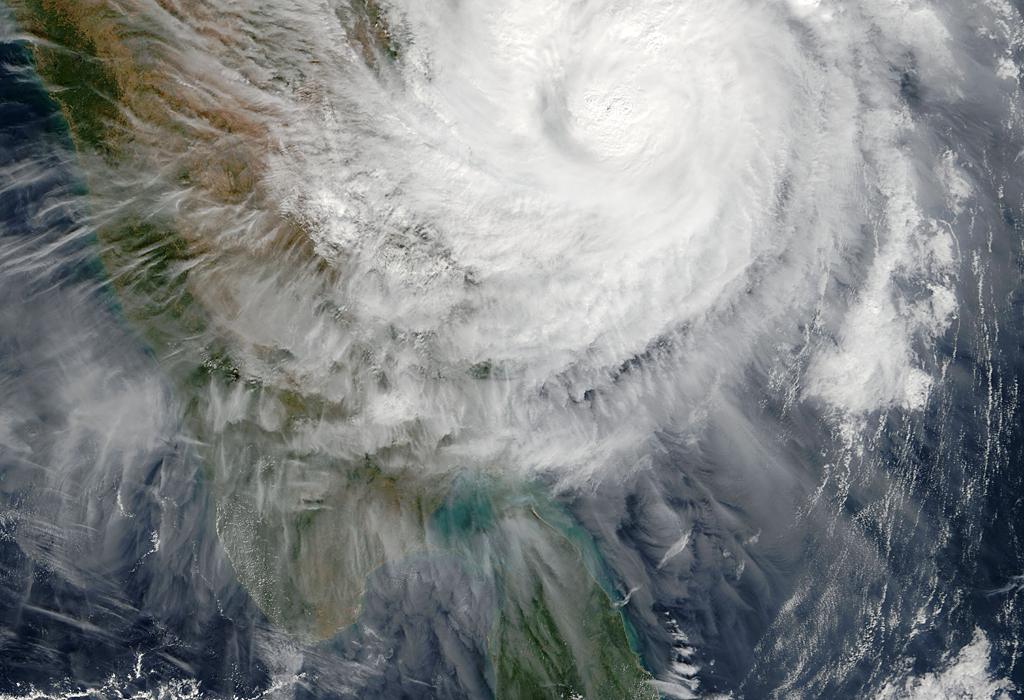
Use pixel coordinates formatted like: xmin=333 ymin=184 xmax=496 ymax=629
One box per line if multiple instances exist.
xmin=226 ymin=0 xmax=966 ymax=476
xmin=1 ymin=0 xmax=1022 ymax=697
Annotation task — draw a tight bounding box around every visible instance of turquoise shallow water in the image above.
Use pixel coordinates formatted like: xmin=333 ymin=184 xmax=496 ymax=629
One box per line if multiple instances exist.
xmin=2 ymin=3 xmax=1024 ymax=699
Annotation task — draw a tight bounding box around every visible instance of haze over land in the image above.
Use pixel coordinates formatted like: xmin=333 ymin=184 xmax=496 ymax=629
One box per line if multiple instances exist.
xmin=0 ymin=0 xmax=1023 ymax=697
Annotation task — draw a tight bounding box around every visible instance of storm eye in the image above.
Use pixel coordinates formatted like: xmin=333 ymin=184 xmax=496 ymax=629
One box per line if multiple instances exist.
xmin=2 ymin=0 xmax=1021 ymax=698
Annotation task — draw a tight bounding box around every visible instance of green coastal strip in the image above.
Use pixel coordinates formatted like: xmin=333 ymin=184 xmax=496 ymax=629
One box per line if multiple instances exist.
xmin=8 ymin=2 xmax=659 ymax=696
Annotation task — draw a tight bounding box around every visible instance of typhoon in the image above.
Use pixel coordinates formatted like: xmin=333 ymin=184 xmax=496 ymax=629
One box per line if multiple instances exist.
xmin=0 ymin=0 xmax=1023 ymax=698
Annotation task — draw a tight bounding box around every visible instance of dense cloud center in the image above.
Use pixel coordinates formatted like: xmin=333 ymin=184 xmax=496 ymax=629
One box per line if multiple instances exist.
xmin=218 ymin=0 xmax=960 ymax=479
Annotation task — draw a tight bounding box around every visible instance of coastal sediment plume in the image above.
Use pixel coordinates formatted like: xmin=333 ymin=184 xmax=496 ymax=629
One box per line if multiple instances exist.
xmin=1 ymin=0 xmax=1023 ymax=697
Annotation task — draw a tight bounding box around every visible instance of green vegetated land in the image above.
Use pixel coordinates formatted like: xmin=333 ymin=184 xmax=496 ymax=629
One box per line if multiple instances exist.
xmin=9 ymin=3 xmax=657 ymax=696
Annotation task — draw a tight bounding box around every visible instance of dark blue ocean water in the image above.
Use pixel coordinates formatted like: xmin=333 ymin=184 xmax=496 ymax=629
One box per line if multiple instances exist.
xmin=0 ymin=34 xmax=275 ymax=698
xmin=0 ymin=11 xmax=1023 ymax=700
